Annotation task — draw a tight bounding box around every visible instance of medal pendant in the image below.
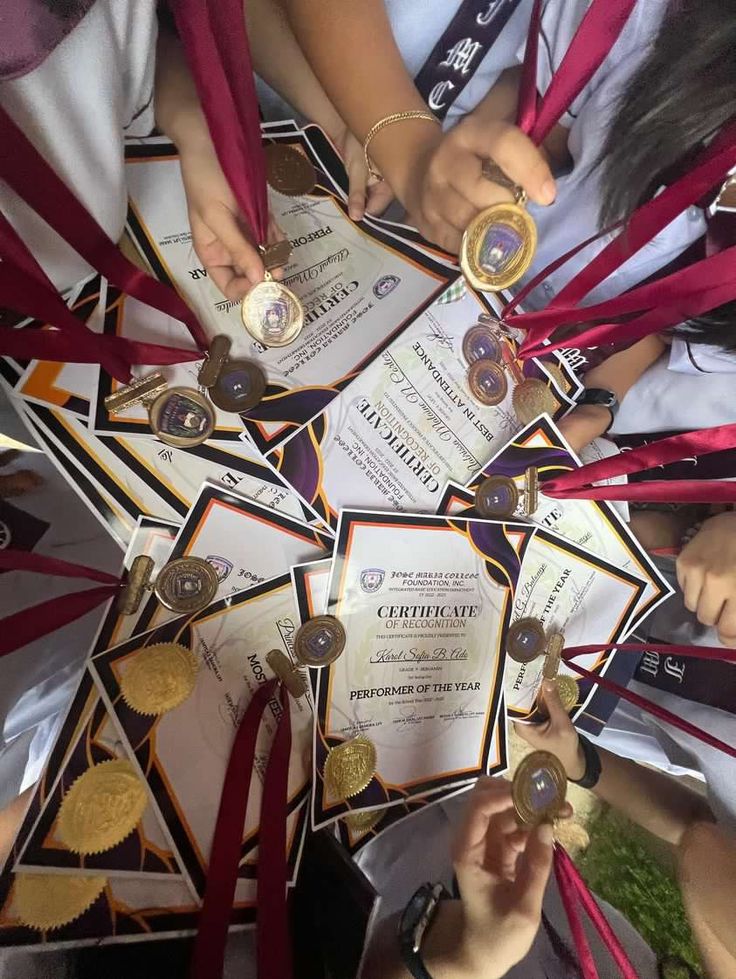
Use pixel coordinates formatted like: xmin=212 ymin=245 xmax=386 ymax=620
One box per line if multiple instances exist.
xmin=512 ymin=751 xmax=567 ymax=827
xmin=461 ymin=199 xmax=537 ymax=293
xmin=148 ymin=387 xmax=215 ymax=448
xmin=154 ymin=556 xmax=219 ymax=613
xmin=241 ymin=275 xmax=304 ymax=348
xmin=506 ymin=616 xmax=546 ymax=664
xmin=199 ymin=334 xmax=267 ymax=413
xmin=467 ymin=359 xmax=508 ymax=406
xmin=264 ymin=143 xmax=317 ymax=196
xmin=294 ymin=615 xmax=346 ymax=668
xmin=462 ymin=324 xmax=503 ymax=366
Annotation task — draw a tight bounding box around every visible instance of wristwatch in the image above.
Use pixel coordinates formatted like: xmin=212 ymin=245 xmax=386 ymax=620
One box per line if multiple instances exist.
xmin=398 ymin=882 xmax=448 ymax=979
xmin=574 ymin=387 xmax=618 ymax=431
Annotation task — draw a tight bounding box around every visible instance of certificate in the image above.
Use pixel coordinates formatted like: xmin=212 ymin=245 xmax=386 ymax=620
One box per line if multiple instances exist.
xmin=135 ymin=482 xmax=333 ymax=632
xmin=271 ymin=288 xmax=571 ymax=528
xmin=92 ymin=574 xmax=312 ymax=899
xmin=311 ymin=509 xmax=524 ymax=828
xmin=125 ymin=131 xmax=455 ymax=453
xmin=456 ymin=414 xmax=672 ymax=632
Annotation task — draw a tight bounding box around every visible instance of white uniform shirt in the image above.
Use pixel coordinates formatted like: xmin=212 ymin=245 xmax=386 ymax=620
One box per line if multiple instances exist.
xmin=0 ymin=0 xmax=158 ymax=293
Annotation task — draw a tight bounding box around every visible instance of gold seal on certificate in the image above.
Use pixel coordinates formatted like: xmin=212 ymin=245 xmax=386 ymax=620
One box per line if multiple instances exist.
xmin=460 ymin=192 xmax=537 ymax=293
xmin=241 ymin=276 xmax=304 ymax=348
xmin=104 ymin=374 xmax=216 ymax=448
xmin=512 ymin=378 xmax=559 ymax=426
xmin=57 ymin=759 xmax=148 ymax=855
xmin=264 ymin=142 xmax=316 ymax=196
xmin=324 ymin=735 xmax=377 ymax=801
xmin=506 ymin=617 xmax=546 ymax=664
xmin=344 ymin=807 xmax=385 ymax=833
xmin=513 ymin=751 xmax=567 ymax=827
xmin=294 ymin=615 xmax=346 ymax=667
xmin=153 ymin=557 xmax=219 ymax=613
xmin=14 ymin=874 xmax=107 ymax=932
xmin=120 ymin=642 xmax=199 ymax=716
xmin=554 ymin=675 xmax=580 ymax=712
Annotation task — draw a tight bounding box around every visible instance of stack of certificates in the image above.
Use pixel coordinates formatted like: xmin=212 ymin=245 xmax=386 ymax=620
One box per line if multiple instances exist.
xmin=0 ymin=123 xmax=671 ymax=948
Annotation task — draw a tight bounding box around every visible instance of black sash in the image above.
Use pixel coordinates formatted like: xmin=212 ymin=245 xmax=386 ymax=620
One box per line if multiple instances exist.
xmin=635 ymin=649 xmax=736 ymax=715
xmin=414 ymin=0 xmax=525 ymax=120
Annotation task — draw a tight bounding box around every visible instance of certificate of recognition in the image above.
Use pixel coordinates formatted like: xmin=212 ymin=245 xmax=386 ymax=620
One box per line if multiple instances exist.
xmin=311 ymin=510 xmax=526 ymax=827
xmin=92 ymin=574 xmax=311 ymax=899
xmin=272 ymin=290 xmax=569 ymax=529
xmin=125 ymin=133 xmax=455 ymax=453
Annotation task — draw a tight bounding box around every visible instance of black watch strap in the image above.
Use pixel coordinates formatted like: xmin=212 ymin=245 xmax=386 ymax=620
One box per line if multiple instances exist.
xmin=575 ymin=387 xmax=618 ymax=431
xmin=398 ymin=883 xmax=447 ymax=979
xmin=569 ymin=733 xmax=602 ymax=789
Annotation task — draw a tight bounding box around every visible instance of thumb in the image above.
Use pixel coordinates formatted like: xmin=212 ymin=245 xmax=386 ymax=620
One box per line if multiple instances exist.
xmin=540 ymin=680 xmax=572 ymax=730
xmin=513 ymin=718 xmax=551 ymax=749
xmin=346 ymin=155 xmax=367 ymax=222
xmin=366 ymin=179 xmax=395 ymax=217
xmin=513 ymin=822 xmax=554 ymax=918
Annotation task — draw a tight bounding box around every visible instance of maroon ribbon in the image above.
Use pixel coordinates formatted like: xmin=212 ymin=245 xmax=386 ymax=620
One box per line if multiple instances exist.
xmin=190 ymin=679 xmax=292 ymax=979
xmin=553 ymin=844 xmax=640 ymax=979
xmin=541 ymin=424 xmax=736 ymax=504
xmin=563 ymin=642 xmax=736 ymax=759
xmin=0 ymin=549 xmax=121 ymax=657
xmin=170 ymin=0 xmax=269 ymax=244
xmin=517 ymin=0 xmax=638 ymax=145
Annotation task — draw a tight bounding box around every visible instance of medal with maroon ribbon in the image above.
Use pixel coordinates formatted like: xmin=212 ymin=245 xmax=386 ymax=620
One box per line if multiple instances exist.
xmin=170 ymin=0 xmax=305 ymax=350
xmin=460 ymin=0 xmax=638 ymax=293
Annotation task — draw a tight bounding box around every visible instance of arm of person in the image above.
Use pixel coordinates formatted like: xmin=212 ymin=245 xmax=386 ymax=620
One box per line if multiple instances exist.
xmin=360 ymin=778 xmax=558 ymax=979
xmin=285 ymin=0 xmax=556 ymax=252
xmin=557 ymin=334 xmax=667 ymax=453
xmin=518 ymin=683 xmax=713 ymax=846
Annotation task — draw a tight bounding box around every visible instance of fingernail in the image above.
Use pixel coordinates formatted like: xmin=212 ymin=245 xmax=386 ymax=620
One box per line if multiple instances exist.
xmin=539 ymin=822 xmax=554 ymax=845
xmin=540 ymin=179 xmax=556 ymax=205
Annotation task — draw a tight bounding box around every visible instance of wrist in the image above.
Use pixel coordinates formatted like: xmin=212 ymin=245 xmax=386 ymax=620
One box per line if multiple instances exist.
xmin=422 ymin=903 xmax=503 ymax=979
xmin=163 ymin=103 xmax=213 ymax=158
xmin=370 ymin=120 xmax=442 ymax=206
xmin=566 ymin=740 xmax=587 ymax=782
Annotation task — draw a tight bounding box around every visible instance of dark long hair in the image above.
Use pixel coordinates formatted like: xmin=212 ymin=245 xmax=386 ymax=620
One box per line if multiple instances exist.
xmin=599 ymin=0 xmax=736 ymax=351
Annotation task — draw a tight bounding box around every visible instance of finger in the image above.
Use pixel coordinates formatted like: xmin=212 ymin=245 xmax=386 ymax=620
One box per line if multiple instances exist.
xmin=680 ymin=567 xmax=704 ymax=614
xmin=696 ymin=580 xmax=727 ymax=628
xmin=365 ymin=179 xmax=395 ymax=217
xmin=513 ymin=719 xmax=551 ymax=748
xmin=433 ymin=185 xmax=478 ymax=234
xmin=461 ymin=118 xmax=556 ymax=207
xmin=207 ymin=264 xmax=252 ymax=301
xmin=453 ymin=780 xmax=514 ymax=861
xmin=512 ymin=822 xmax=555 ymax=917
xmin=447 ymin=152 xmax=515 ymax=212
xmin=540 ymin=681 xmax=574 ymax=729
xmin=205 ymin=205 xmax=265 ymax=287
xmin=346 ymin=156 xmax=368 ymax=222
xmin=416 ymin=213 xmax=462 ymax=256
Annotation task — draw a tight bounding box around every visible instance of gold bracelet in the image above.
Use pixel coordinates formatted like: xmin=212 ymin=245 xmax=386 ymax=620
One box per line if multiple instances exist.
xmin=363 ymin=110 xmax=440 ymax=181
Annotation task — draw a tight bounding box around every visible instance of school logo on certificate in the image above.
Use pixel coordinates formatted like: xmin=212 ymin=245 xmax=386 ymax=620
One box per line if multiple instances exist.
xmin=373 ymin=274 xmax=400 ymax=298
xmin=206 ymin=555 xmax=234 ymax=582
xmin=360 ymin=568 xmax=385 ymax=593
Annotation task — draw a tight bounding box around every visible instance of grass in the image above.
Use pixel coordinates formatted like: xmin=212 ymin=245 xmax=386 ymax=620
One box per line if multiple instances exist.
xmin=577 ymin=806 xmax=703 ymax=976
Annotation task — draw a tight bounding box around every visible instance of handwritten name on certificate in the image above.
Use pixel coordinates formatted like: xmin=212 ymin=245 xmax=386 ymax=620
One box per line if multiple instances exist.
xmin=125 ymin=135 xmax=454 ymax=452
xmin=272 ymin=290 xmax=565 ymax=529
xmin=92 ymin=575 xmax=311 ymax=899
xmin=311 ymin=510 xmax=525 ymax=827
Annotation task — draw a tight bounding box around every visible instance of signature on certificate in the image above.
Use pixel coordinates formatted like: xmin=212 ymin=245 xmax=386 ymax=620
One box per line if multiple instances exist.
xmin=370 ymin=646 xmax=469 ymax=664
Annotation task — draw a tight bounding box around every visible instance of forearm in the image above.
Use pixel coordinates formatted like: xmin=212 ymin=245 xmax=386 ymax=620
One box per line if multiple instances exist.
xmin=154 ymin=26 xmax=210 ymax=153
xmin=246 ymin=0 xmax=344 ymax=135
xmin=591 ymin=747 xmax=712 ymax=846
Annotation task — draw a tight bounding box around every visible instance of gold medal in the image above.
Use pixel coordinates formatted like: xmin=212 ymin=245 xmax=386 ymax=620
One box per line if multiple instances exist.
xmin=241 ymin=275 xmax=304 ymax=348
xmin=153 ymin=556 xmax=219 ymax=614
xmin=105 ymin=374 xmax=215 ymax=448
xmin=324 ymin=735 xmax=377 ymax=801
xmin=57 ymin=759 xmax=148 ymax=855
xmin=460 ymin=190 xmax=537 ymax=293
xmin=512 ymin=378 xmax=559 ymax=426
xmin=120 ymin=642 xmax=198 ymax=716
xmin=264 ymin=143 xmax=316 ymax=196
xmin=198 ymin=335 xmax=266 ymax=414
xmin=512 ymin=750 xmax=567 ymax=827
xmin=467 ymin=359 xmax=508 ymax=406
xmin=13 ymin=874 xmax=107 ymax=932
xmin=344 ymin=807 xmax=385 ymax=833
xmin=475 ymin=475 xmax=520 ymax=519
xmin=462 ymin=324 xmax=503 ymax=366
xmin=506 ymin=617 xmax=546 ymax=664
xmin=294 ymin=615 xmax=346 ymax=667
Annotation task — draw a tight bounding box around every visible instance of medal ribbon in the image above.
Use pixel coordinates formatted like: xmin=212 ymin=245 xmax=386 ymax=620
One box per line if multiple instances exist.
xmin=553 ymin=843 xmax=640 ymax=979
xmin=191 ymin=679 xmax=292 ymax=979
xmin=170 ymin=0 xmax=269 ymax=243
xmin=516 ymin=0 xmax=638 ymax=143
xmin=0 ymin=105 xmax=209 ymax=352
xmin=540 ymin=424 xmax=736 ymax=504
xmin=0 ymin=549 xmax=122 ymax=658
xmin=561 ymin=642 xmax=736 ymax=759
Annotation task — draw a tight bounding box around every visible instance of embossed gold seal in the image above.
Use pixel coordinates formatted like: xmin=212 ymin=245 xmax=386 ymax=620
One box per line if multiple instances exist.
xmin=554 ymin=675 xmax=580 ymax=713
xmin=512 ymin=751 xmax=567 ymax=827
xmin=57 ymin=759 xmax=148 ymax=855
xmin=324 ymin=735 xmax=376 ymax=801
xmin=120 ymin=642 xmax=198 ymax=716
xmin=344 ymin=807 xmax=385 ymax=834
xmin=512 ymin=378 xmax=559 ymax=426
xmin=13 ymin=873 xmax=107 ymax=931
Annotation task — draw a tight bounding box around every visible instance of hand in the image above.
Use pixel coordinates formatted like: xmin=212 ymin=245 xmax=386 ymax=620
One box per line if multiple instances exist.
xmin=178 ymin=135 xmax=285 ymax=300
xmin=397 ymin=115 xmax=555 ymax=254
xmin=676 ymin=512 xmax=736 ymax=646
xmin=432 ymin=778 xmax=560 ymax=978
xmin=329 ymin=126 xmax=395 ymax=222
xmin=514 ymin=682 xmax=585 ymax=780
xmin=557 ymin=404 xmax=613 ymax=454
